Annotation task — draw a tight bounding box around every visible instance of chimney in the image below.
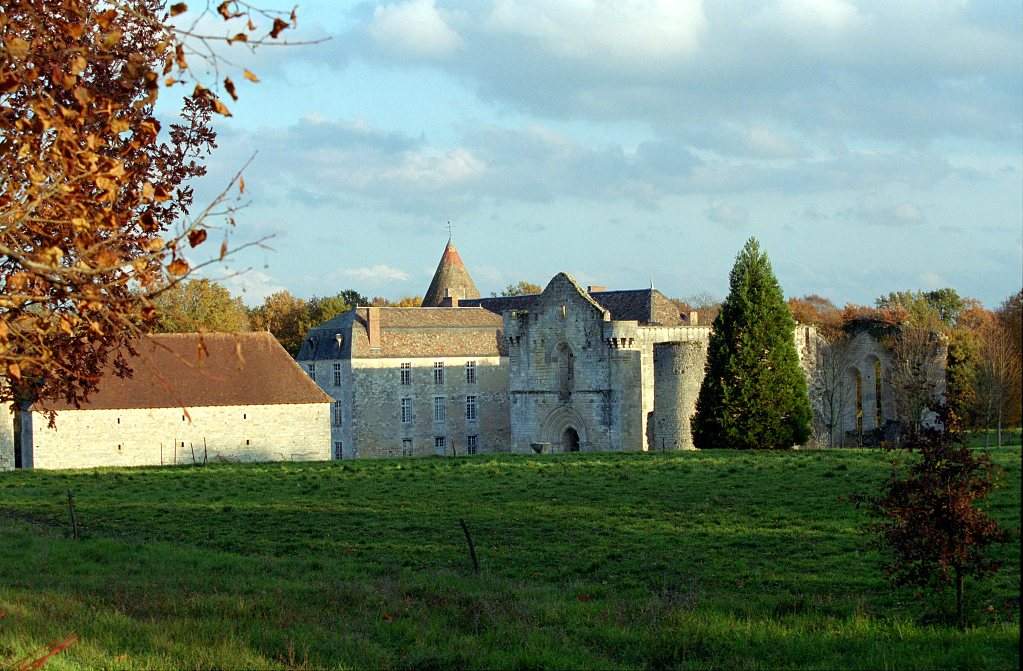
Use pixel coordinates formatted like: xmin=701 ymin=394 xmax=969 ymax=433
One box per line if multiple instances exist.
xmin=688 ymin=311 xmax=699 ymax=326
xmin=367 ymin=307 xmax=381 ymax=349
xmin=587 ymin=285 xmax=607 ymax=293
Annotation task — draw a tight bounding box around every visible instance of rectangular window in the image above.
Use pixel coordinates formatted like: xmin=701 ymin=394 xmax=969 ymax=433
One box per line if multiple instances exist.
xmin=400 ymin=362 xmax=411 ymax=385
xmin=333 ymin=441 xmax=343 ymax=460
xmin=465 ymin=360 xmax=477 ymax=384
xmin=333 ymin=362 xmax=342 ymax=386
xmin=433 ymin=396 xmax=446 ymax=423
xmin=433 ymin=361 xmax=444 ymax=385
xmin=307 ymin=363 xmax=316 ymax=380
xmin=466 ymin=395 xmax=477 ymax=421
xmin=332 ymin=400 xmax=343 ymax=426
xmin=401 ymin=397 xmax=413 ymax=424
xmin=402 ymin=438 xmax=414 ymax=457
xmin=434 ymin=436 xmax=446 ymax=454
xmin=466 ymin=435 xmax=479 ymax=455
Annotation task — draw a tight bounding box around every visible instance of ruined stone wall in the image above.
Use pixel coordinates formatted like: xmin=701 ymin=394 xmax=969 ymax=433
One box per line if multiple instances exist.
xmin=24 ymin=403 xmax=330 ymax=470
xmin=636 ymin=326 xmax=712 ymax=449
xmin=347 ymin=355 xmax=509 ymax=458
xmin=652 ymin=342 xmax=707 ymax=451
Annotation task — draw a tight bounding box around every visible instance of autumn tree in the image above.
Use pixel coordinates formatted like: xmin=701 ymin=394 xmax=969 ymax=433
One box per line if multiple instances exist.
xmin=885 ymin=326 xmax=947 ymax=443
xmin=497 ymin=280 xmax=542 ymax=297
xmin=691 ymin=238 xmax=812 ymax=449
xmin=0 ymin=0 xmax=304 ymax=410
xmin=995 ymin=290 xmax=1022 ymax=427
xmin=153 ymin=278 xmax=249 ymax=332
xmin=249 ymin=290 xmax=306 ymax=354
xmin=854 ymin=412 xmax=1008 ymax=629
xmin=369 ymin=295 xmax=422 ymax=307
xmin=788 ymin=294 xmax=841 ymax=330
xmin=973 ymin=319 xmax=1021 ymax=447
xmin=250 ymin=289 xmax=364 ymax=356
xmin=876 ymin=288 xmax=968 ymax=331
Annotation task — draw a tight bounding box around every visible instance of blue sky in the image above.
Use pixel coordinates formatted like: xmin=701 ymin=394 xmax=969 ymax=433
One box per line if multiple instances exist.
xmin=164 ymin=0 xmax=1022 ymax=307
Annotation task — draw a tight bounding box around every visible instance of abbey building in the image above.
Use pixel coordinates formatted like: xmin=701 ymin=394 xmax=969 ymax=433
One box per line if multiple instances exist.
xmin=297 ymin=239 xmax=866 ymax=458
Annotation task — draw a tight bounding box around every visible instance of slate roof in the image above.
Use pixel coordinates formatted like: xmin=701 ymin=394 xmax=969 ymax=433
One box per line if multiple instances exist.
xmin=422 ymin=240 xmax=481 ymax=307
xmin=590 ymin=289 xmax=684 ymax=326
xmin=40 ymin=332 xmax=332 ymax=411
xmin=299 ymin=307 xmax=505 ymax=360
xmin=464 ymin=286 xmax=683 ymax=326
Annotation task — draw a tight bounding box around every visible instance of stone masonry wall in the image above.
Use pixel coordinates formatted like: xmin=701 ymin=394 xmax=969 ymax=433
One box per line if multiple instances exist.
xmin=0 ymin=407 xmax=13 ymax=471
xmin=505 ymin=275 xmax=625 ymax=454
xmin=303 ymin=357 xmax=353 ymax=458
xmin=652 ymin=341 xmax=707 ymax=451
xmin=348 ymin=355 xmax=509 ymax=458
xmin=26 ymin=403 xmax=330 ymax=470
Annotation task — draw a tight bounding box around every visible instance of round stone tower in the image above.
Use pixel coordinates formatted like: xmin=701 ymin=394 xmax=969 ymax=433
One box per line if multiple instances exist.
xmin=653 ymin=341 xmax=707 ymax=451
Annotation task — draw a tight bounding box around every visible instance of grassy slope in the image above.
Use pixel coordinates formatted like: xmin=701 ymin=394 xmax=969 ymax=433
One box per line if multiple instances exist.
xmin=0 ymin=448 xmax=1018 ymax=670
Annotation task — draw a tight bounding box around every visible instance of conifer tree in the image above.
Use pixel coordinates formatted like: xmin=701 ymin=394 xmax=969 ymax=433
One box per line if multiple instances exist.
xmin=692 ymin=238 xmax=812 ymax=449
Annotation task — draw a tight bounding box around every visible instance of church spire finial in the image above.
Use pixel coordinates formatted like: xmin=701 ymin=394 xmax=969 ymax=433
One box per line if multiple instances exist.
xmin=447 ymin=220 xmax=452 ymax=241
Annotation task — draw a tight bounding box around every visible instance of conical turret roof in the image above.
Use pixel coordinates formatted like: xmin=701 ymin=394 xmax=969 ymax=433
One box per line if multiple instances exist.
xmin=422 ymin=239 xmax=480 ymax=307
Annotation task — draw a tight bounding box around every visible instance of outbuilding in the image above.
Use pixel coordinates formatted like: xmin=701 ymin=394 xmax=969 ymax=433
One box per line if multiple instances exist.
xmin=10 ymin=332 xmax=332 ymax=470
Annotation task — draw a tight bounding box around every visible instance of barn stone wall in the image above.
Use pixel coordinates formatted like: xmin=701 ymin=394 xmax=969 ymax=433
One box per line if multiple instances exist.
xmin=24 ymin=402 xmax=330 ymax=470
xmin=0 ymin=407 xmax=13 ymax=471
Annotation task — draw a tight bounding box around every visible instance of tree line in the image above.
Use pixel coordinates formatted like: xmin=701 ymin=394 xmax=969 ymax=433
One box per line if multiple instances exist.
xmin=152 ymin=280 xmax=422 ymax=356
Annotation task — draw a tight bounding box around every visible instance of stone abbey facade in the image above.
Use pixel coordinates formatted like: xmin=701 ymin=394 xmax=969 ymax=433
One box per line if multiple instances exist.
xmin=297 ymin=239 xmax=883 ymax=458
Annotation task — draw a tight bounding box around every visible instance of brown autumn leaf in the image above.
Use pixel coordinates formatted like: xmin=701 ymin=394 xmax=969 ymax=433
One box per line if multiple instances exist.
xmin=242 ymin=69 xmax=259 ymax=83
xmin=219 ymin=240 xmax=228 ymax=260
xmin=187 ymin=228 xmax=207 ymax=248
xmin=169 ymin=3 xmax=188 ymax=16
xmin=228 ymin=32 xmax=247 ymax=44
xmin=269 ymin=17 xmax=288 ymax=38
xmin=69 ymin=55 xmax=87 ymax=76
xmin=168 ymin=258 xmax=190 ymax=276
xmin=213 ymin=97 xmax=232 ymax=117
xmin=239 ymin=176 xmax=245 ymax=194
xmin=6 ymin=37 xmax=30 ymax=60
xmin=7 ymin=363 xmax=21 ymax=380
xmin=223 ymin=77 xmax=237 ymax=101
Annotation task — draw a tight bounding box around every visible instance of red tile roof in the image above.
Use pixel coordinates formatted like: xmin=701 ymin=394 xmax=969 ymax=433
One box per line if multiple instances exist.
xmin=40 ymin=332 xmax=332 ymax=411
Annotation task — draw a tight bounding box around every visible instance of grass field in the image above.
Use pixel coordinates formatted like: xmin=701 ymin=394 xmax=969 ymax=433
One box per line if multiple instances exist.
xmin=0 ymin=448 xmax=1018 ymax=670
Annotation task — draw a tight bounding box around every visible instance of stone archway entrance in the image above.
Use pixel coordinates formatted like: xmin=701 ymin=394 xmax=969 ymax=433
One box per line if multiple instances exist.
xmin=540 ymin=405 xmax=590 ymax=453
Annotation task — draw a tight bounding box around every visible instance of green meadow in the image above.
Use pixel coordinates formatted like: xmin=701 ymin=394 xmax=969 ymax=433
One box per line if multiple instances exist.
xmin=0 ymin=448 xmax=1018 ymax=670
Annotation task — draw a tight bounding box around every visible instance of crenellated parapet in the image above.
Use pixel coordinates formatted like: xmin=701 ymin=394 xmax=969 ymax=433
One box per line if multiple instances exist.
xmin=603 ymin=320 xmax=639 ymax=349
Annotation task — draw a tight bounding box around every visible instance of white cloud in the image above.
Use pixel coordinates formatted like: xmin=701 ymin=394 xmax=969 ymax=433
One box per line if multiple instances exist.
xmin=219 ymin=270 xmax=286 ymax=306
xmin=773 ymin=0 xmax=864 ymax=32
xmin=369 ymin=0 xmax=463 ymax=59
xmin=343 ymin=265 xmax=411 ymax=282
xmin=845 ymin=202 xmax=927 ymax=227
xmin=706 ymin=201 xmax=749 ymax=229
xmin=485 ymin=0 xmax=707 ymax=67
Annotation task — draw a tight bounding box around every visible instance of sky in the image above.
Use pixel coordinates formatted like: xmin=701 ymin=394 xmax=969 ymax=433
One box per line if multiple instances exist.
xmin=162 ymin=0 xmax=1023 ymax=308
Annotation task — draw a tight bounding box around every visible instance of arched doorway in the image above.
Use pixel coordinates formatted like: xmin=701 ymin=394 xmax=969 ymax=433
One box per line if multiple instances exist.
xmin=562 ymin=427 xmax=580 ymax=452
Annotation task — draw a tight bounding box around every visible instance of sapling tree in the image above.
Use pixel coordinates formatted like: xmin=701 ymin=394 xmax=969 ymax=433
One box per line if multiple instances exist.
xmin=854 ymin=409 xmax=1009 ymax=629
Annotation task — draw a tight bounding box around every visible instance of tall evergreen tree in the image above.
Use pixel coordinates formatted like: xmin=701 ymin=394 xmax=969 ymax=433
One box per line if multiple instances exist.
xmin=692 ymin=238 xmax=812 ymax=449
